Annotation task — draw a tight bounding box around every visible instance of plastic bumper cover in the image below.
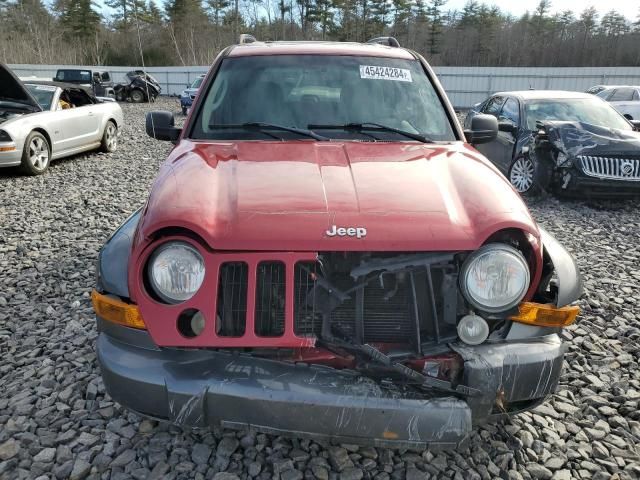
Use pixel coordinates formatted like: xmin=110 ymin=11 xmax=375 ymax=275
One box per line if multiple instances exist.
xmin=97 ymin=327 xmax=565 ymax=448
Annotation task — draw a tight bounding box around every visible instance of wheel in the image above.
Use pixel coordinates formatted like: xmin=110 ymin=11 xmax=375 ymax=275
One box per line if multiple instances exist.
xmin=20 ymin=131 xmax=50 ymax=175
xmin=509 ymin=156 xmax=536 ymax=194
xmin=130 ymin=89 xmax=145 ymax=103
xmin=115 ymin=90 xmax=127 ymax=102
xmin=100 ymin=121 xmax=118 ymax=153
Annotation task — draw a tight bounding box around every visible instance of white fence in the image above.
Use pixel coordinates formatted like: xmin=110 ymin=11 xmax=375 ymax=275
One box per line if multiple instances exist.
xmin=9 ymin=63 xmax=640 ymax=108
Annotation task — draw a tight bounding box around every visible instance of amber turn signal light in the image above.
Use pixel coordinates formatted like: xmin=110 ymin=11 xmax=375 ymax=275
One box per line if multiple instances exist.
xmin=510 ymin=302 xmax=579 ymax=327
xmin=91 ymin=290 xmax=146 ymax=329
xmin=0 ymin=146 xmax=16 ymax=152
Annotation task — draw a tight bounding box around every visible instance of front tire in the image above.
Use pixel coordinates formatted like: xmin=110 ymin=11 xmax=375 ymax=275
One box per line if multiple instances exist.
xmin=130 ymin=89 xmax=145 ymax=103
xmin=509 ymin=156 xmax=536 ymax=195
xmin=100 ymin=121 xmax=118 ymax=153
xmin=20 ymin=131 xmax=51 ymax=175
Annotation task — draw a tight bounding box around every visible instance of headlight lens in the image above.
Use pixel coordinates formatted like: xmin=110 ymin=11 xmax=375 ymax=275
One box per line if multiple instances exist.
xmin=0 ymin=130 xmax=12 ymax=142
xmin=460 ymin=243 xmax=530 ymax=313
xmin=148 ymin=242 xmax=205 ymax=303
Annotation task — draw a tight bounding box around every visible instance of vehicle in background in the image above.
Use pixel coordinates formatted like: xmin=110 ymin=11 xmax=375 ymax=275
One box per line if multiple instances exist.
xmin=592 ymin=85 xmax=640 ymax=120
xmin=585 ymin=85 xmax=607 ymax=95
xmin=180 ymin=74 xmax=205 ymax=115
xmin=53 ymin=68 xmax=115 ymax=98
xmin=113 ymin=71 xmax=161 ymax=103
xmin=92 ymin=36 xmax=583 ymax=448
xmin=465 ymin=90 xmax=640 ymax=195
xmin=1 ymin=64 xmax=123 ymax=175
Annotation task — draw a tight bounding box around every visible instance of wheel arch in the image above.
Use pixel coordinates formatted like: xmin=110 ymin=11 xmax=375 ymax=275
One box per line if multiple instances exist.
xmin=30 ymin=127 xmax=52 ymax=152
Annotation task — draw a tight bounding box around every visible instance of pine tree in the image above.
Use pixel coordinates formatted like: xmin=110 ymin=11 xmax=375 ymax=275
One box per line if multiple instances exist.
xmin=425 ymin=0 xmax=446 ymax=55
xmin=207 ymin=0 xmax=229 ymax=25
xmin=58 ymin=0 xmax=101 ymax=38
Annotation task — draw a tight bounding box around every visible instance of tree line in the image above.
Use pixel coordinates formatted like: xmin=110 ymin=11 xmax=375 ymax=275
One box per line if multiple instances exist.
xmin=1 ymin=0 xmax=639 ymax=67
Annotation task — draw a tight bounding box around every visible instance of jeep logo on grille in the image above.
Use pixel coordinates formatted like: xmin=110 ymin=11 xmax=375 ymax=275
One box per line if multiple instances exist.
xmin=621 ymin=160 xmax=634 ymax=177
xmin=326 ymin=225 xmax=367 ymax=239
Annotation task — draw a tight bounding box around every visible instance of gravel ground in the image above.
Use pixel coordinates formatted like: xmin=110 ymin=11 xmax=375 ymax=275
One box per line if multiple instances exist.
xmin=0 ymin=98 xmax=638 ymax=480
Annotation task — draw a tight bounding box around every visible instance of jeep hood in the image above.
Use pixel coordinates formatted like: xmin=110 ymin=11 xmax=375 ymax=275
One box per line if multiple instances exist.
xmin=135 ymin=141 xmax=538 ymax=252
xmin=0 ymin=63 xmax=42 ymax=112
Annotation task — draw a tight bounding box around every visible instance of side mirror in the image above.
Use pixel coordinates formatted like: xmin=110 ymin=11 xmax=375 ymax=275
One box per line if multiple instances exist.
xmin=498 ymin=121 xmax=517 ymax=134
xmin=146 ymin=111 xmax=181 ymax=142
xmin=631 ymin=120 xmax=640 ymax=131
xmin=464 ymin=114 xmax=498 ymax=144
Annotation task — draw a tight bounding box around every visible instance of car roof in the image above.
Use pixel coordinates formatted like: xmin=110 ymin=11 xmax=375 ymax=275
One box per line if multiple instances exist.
xmin=595 ymin=85 xmax=640 ymax=90
xmin=227 ymin=41 xmax=416 ymax=60
xmin=493 ymin=90 xmax=594 ymax=101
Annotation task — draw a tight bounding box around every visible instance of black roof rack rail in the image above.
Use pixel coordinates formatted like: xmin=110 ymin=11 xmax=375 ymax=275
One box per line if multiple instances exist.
xmin=239 ymin=34 xmax=257 ymax=44
xmin=367 ymin=37 xmax=400 ymax=48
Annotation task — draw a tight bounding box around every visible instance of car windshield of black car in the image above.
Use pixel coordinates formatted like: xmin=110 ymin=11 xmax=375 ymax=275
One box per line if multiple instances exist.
xmin=525 ymin=98 xmax=633 ymax=131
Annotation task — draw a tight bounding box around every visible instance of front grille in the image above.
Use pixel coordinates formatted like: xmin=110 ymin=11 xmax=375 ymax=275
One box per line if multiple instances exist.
xmin=579 ymin=155 xmax=640 ymax=181
xmin=293 ymin=253 xmax=458 ymax=351
xmin=155 ymin=252 xmax=459 ymax=350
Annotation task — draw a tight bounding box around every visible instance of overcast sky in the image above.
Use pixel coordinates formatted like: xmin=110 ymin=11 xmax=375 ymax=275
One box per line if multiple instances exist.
xmin=445 ymin=0 xmax=639 ymax=20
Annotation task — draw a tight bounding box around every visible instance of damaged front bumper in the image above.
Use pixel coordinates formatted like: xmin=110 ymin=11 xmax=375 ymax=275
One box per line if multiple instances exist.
xmin=97 ymin=320 xmax=566 ymax=448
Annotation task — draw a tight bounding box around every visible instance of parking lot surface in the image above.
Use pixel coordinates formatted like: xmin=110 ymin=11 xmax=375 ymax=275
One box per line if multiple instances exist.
xmin=0 ymin=99 xmax=638 ymax=480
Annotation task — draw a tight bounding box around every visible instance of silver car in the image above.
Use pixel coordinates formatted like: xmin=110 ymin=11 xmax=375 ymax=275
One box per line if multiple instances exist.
xmin=591 ymin=85 xmax=640 ymax=121
xmin=1 ymin=63 xmax=124 ymax=175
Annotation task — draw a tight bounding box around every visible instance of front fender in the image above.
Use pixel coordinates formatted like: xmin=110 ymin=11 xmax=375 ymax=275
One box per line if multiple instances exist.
xmin=97 ymin=209 xmax=141 ymax=299
xmin=539 ymin=227 xmax=583 ymax=307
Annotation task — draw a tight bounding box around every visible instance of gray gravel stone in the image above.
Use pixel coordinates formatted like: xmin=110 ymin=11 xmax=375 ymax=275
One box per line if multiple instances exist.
xmin=0 ymin=439 xmax=20 ymax=461
xmin=33 ymin=447 xmax=56 ymax=463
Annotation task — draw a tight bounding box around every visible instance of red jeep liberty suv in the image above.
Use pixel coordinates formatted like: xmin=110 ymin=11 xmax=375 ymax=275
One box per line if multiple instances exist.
xmin=92 ymin=36 xmax=582 ymax=448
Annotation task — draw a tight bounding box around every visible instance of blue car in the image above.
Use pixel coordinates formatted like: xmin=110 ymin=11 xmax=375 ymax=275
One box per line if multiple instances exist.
xmin=180 ymin=74 xmax=205 ymax=115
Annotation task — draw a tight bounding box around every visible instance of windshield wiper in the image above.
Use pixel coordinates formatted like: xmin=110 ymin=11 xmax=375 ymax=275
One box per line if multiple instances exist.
xmin=308 ymin=122 xmax=433 ymax=143
xmin=209 ymin=122 xmax=328 ymax=141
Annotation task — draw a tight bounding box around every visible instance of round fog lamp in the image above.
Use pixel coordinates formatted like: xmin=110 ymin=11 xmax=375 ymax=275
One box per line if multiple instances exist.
xmin=177 ymin=309 xmax=205 ymax=338
xmin=457 ymin=313 xmax=489 ymax=345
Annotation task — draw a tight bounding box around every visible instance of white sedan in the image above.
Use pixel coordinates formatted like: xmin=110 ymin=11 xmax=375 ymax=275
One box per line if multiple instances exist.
xmin=595 ymin=85 xmax=640 ymax=121
xmin=1 ymin=63 xmax=123 ymax=175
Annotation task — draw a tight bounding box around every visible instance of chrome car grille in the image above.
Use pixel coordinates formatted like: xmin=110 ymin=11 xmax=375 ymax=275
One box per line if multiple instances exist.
xmin=578 ymin=155 xmax=640 ymax=181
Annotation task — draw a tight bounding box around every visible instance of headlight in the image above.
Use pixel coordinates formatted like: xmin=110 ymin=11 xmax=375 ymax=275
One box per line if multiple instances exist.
xmin=460 ymin=243 xmax=530 ymax=313
xmin=148 ymin=242 xmax=205 ymax=303
xmin=0 ymin=130 xmax=12 ymax=142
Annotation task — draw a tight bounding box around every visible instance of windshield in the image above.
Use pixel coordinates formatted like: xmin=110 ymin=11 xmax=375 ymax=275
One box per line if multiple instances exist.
xmin=190 ymin=77 xmax=204 ymax=89
xmin=191 ymin=55 xmax=456 ymax=141
xmin=57 ymin=70 xmax=91 ymax=83
xmin=525 ymin=98 xmax=632 ymax=131
xmin=26 ymin=84 xmax=56 ymax=110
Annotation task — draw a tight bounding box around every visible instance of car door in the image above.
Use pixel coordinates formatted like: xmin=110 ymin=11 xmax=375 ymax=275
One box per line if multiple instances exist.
xmin=473 ymin=95 xmax=505 ymax=164
xmin=494 ymin=97 xmax=521 ymax=173
xmin=52 ymin=89 xmax=101 ymax=152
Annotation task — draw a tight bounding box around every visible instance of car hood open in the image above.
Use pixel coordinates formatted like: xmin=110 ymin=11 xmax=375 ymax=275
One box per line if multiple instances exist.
xmin=0 ymin=63 xmax=42 ymax=112
xmin=134 ymin=141 xmax=539 ymax=252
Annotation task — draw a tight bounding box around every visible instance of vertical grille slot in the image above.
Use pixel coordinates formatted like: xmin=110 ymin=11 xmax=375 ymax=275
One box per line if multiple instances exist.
xmin=255 ymin=261 xmax=285 ymax=337
xmin=217 ymin=262 xmax=248 ymax=337
xmin=294 ymin=262 xmax=321 ymax=336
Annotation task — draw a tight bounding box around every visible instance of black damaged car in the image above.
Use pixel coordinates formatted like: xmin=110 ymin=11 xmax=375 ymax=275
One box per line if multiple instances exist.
xmin=465 ymin=90 xmax=640 ymax=196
